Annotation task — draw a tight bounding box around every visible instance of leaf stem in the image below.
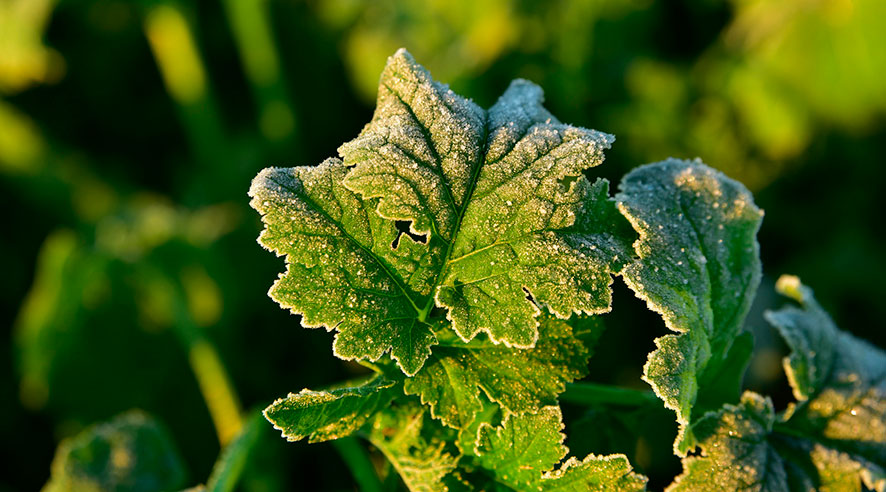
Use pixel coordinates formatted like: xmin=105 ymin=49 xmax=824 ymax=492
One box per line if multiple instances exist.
xmin=332 ymin=437 xmax=384 ymax=492
xmin=561 ymin=382 xmax=659 ymax=407
xmin=188 ymin=339 xmax=244 ymax=446
xmin=206 ymin=410 xmax=264 ymax=492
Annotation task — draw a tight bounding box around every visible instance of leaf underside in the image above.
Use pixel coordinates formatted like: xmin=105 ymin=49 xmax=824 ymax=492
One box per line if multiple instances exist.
xmin=669 ymin=278 xmax=886 ymax=492
xmin=250 ymin=48 xmax=633 ymax=376
xmin=616 ymin=158 xmax=763 ymax=454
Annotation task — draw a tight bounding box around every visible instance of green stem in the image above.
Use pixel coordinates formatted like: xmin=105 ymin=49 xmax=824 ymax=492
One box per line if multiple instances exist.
xmin=206 ymin=410 xmax=264 ymax=492
xmin=561 ymin=382 xmax=658 ymax=407
xmin=332 ymin=437 xmax=384 ymax=492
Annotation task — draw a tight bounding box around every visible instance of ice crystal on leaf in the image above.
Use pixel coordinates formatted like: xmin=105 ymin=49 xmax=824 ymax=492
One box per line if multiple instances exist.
xmin=668 ymin=277 xmax=886 ymax=491
xmin=616 ymin=158 xmax=763 ymax=454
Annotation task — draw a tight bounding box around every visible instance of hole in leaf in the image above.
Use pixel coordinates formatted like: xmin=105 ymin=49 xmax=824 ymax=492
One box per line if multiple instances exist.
xmin=391 ymin=220 xmax=428 ymax=249
xmin=523 ymin=287 xmax=540 ymax=309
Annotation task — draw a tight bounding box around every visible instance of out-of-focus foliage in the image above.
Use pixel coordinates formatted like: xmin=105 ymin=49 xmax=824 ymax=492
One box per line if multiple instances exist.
xmin=1 ymin=0 xmax=884 ymax=490
xmin=43 ymin=411 xmax=186 ymax=492
xmin=0 ymin=0 xmax=63 ymax=93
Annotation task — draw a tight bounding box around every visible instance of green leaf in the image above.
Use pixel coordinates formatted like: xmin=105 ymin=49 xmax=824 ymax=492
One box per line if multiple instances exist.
xmin=474 ymin=406 xmax=647 ymax=491
xmin=768 ymin=276 xmax=886 ymax=488
xmin=368 ymin=403 xmax=459 ymax=492
xmin=667 ymin=392 xmax=789 ymax=491
xmin=43 ymin=411 xmax=186 ymax=492
xmin=404 ymin=316 xmax=592 ymax=428
xmin=251 ymin=49 xmax=632 ymax=375
xmin=616 ymin=158 xmax=763 ymax=454
xmin=669 ymin=392 xmax=885 ymax=492
xmin=264 ymin=375 xmax=399 ymax=443
xmin=670 ymin=278 xmax=886 ymax=492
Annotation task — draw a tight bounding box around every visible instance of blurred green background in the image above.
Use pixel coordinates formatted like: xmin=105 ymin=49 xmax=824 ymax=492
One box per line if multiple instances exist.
xmin=2 ymin=0 xmax=884 ymax=490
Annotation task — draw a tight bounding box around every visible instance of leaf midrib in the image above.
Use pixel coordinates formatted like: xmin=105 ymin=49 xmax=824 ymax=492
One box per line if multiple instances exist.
xmin=415 ymin=111 xmax=491 ymax=321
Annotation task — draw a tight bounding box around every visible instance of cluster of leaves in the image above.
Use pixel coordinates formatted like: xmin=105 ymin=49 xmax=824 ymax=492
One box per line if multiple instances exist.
xmin=248 ymin=50 xmax=886 ymax=491
xmin=37 ymin=48 xmax=884 ymax=491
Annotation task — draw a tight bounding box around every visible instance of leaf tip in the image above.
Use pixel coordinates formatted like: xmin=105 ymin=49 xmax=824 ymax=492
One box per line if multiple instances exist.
xmin=774 ymin=274 xmax=806 ymax=304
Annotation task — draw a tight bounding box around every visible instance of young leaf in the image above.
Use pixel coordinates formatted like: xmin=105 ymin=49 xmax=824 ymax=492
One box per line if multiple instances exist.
xmin=616 ymin=158 xmax=763 ymax=454
xmin=251 ymin=49 xmax=633 ymax=375
xmin=474 ymin=406 xmax=647 ymax=491
xmin=670 ymin=278 xmax=886 ymax=492
xmin=669 ymin=392 xmax=885 ymax=492
xmin=43 ymin=411 xmax=186 ymax=492
xmin=368 ymin=403 xmax=459 ymax=492
xmin=667 ymin=392 xmax=789 ymax=491
xmin=767 ymin=276 xmax=886 ymax=486
xmin=264 ymin=375 xmax=399 ymax=443
xmin=403 ymin=316 xmax=592 ymax=428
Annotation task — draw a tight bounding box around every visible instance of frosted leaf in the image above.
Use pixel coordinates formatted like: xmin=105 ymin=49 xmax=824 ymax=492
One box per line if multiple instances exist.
xmin=670 ymin=278 xmax=886 ymax=492
xmin=474 ymin=406 xmax=647 ymax=491
xmin=767 ymin=276 xmax=886 ymax=490
xmin=616 ymin=158 xmax=763 ymax=455
xmin=667 ymin=393 xmax=790 ymax=491
xmin=403 ymin=317 xmax=591 ymax=428
xmin=339 ymin=49 xmax=631 ymax=349
xmin=249 ymin=159 xmax=437 ymax=375
xmin=252 ymin=49 xmax=632 ymax=374
xmin=263 ymin=375 xmax=399 ymax=443
xmin=669 ymin=392 xmax=886 ymax=492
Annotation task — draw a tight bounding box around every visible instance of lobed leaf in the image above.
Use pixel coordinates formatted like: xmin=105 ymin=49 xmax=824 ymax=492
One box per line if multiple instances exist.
xmin=43 ymin=411 xmax=186 ymax=492
xmin=264 ymin=375 xmax=399 ymax=443
xmin=670 ymin=278 xmax=886 ymax=492
xmin=251 ymin=49 xmax=633 ymax=376
xmin=474 ymin=406 xmax=647 ymax=491
xmin=404 ymin=317 xmax=592 ymax=428
xmin=616 ymin=158 xmax=763 ymax=454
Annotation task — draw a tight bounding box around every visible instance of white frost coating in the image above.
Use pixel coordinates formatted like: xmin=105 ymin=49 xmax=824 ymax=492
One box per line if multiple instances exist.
xmin=251 ymin=49 xmax=632 ymax=374
xmin=249 ymin=159 xmax=436 ymax=376
xmin=616 ymin=158 xmax=764 ymax=456
xmin=263 ymin=377 xmax=397 ymax=443
xmin=340 ymin=48 xmax=486 ymax=241
xmin=337 ymin=49 xmax=631 ymax=350
xmin=403 ymin=318 xmax=590 ymax=429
